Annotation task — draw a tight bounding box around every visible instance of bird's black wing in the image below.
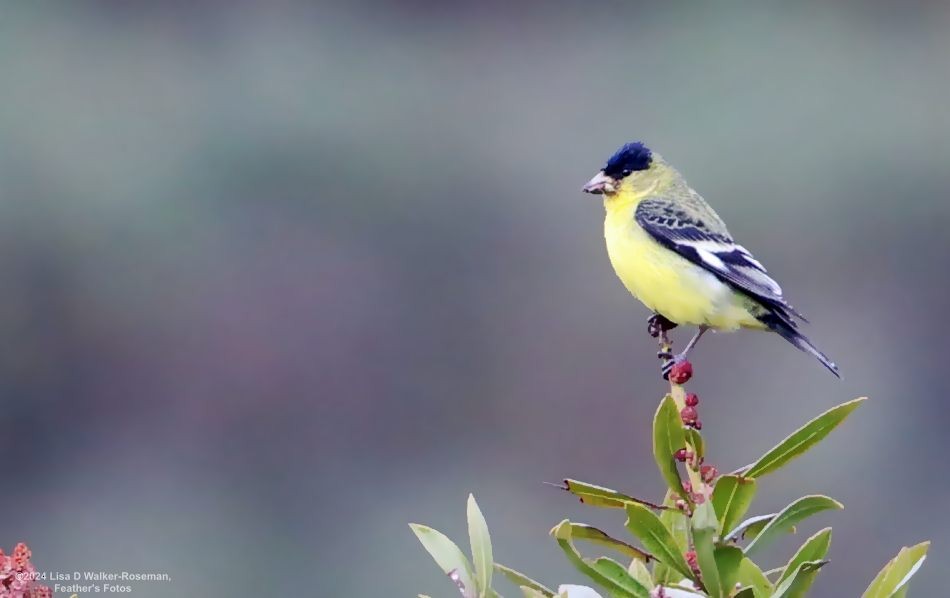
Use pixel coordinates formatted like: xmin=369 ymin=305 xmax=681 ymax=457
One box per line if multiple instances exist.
xmin=635 ymin=197 xmax=805 ymax=325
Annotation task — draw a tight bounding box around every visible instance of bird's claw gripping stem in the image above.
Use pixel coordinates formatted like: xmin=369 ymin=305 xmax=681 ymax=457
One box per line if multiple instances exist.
xmin=647 ymin=314 xmax=677 ymax=340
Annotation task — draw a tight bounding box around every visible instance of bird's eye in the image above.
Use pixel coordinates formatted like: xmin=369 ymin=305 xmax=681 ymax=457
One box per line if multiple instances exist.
xmin=622 ymin=169 xmax=632 ymax=176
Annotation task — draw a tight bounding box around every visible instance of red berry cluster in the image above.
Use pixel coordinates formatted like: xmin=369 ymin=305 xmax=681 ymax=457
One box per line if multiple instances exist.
xmin=672 ymin=371 xmax=703 ymax=430
xmin=681 ymin=480 xmax=707 ymax=504
xmin=671 ymin=358 xmax=722 ymax=508
xmin=701 ymin=464 xmax=718 ymax=484
xmin=685 ymin=549 xmax=700 ymax=575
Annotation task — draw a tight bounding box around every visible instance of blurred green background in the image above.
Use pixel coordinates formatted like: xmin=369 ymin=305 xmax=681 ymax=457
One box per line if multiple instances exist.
xmin=1 ymin=1 xmax=948 ymax=596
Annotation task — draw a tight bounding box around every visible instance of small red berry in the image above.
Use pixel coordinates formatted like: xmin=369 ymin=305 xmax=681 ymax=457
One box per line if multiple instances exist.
xmin=674 ymin=448 xmax=688 ymax=462
xmin=685 ymin=550 xmax=699 ymax=571
xmin=701 ymin=465 xmax=718 ymax=483
xmin=680 ymin=405 xmax=697 ymax=424
xmin=694 ymin=419 xmax=703 ymax=430
xmin=685 ymin=393 xmax=699 ymax=407
xmin=692 ymin=492 xmax=706 ymax=504
xmin=682 ymin=481 xmax=692 ymax=493
xmin=669 ymin=360 xmax=693 ymax=384
xmin=674 ymin=499 xmax=688 ymax=511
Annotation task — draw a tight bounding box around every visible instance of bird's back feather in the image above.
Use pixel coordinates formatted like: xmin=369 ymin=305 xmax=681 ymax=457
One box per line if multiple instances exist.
xmin=634 ymin=195 xmax=805 ymax=325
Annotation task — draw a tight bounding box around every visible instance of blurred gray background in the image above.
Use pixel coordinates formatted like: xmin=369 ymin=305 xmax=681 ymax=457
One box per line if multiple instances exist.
xmin=1 ymin=1 xmax=947 ymax=596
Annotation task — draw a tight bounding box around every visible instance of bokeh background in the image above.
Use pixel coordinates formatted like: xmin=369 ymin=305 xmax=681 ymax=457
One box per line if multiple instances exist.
xmin=1 ymin=1 xmax=948 ymax=596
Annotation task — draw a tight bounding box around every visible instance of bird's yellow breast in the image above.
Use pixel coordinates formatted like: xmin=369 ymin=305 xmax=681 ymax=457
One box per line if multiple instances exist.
xmin=603 ymin=199 xmax=764 ymax=330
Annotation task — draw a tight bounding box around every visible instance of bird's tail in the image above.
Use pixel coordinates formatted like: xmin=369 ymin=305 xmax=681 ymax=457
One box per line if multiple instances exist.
xmin=760 ymin=312 xmax=840 ymax=378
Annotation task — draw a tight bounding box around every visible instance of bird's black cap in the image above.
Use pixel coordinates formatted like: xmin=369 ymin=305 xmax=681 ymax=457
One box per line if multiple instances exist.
xmin=603 ymin=142 xmax=653 ymax=178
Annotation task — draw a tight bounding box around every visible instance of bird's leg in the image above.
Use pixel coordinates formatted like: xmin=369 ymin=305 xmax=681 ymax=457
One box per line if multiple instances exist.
xmin=661 ymin=326 xmax=710 ymax=379
xmin=681 ymin=326 xmax=709 ymax=356
xmin=648 ymin=314 xmax=678 ymax=360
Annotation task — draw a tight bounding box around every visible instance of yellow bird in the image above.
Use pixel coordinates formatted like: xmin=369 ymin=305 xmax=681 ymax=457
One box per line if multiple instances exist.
xmin=582 ymin=142 xmax=839 ymax=377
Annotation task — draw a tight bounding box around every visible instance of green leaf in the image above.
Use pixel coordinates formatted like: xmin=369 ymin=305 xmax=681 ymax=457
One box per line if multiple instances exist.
xmin=467 ymin=495 xmax=493 ymax=596
xmin=627 ymin=558 xmax=654 ymax=591
xmin=772 ymin=560 xmax=828 ymax=598
xmin=654 ymin=492 xmax=689 ymax=585
xmin=724 ymin=513 xmax=778 ymax=543
xmin=744 ymin=496 xmax=842 ymax=556
xmin=686 ymin=428 xmax=705 ymax=460
xmin=733 ymin=589 xmax=755 ymax=598
xmin=519 ymin=588 xmax=548 ymax=598
xmin=689 ymin=500 xmax=743 ymax=598
xmin=714 ymin=546 xmax=744 ymax=597
xmin=410 ymin=523 xmax=477 ymax=598
xmin=653 ymin=395 xmax=687 ymax=499
xmin=745 ymin=397 xmax=866 ymax=478
xmin=778 ymin=528 xmax=832 ymax=587
xmin=561 ymin=479 xmax=665 ymax=511
xmin=691 ymin=501 xmax=722 ymax=598
xmin=861 ymin=541 xmax=930 ymax=598
xmin=551 ymin=520 xmax=649 ymax=598
xmin=711 ymin=475 xmax=757 ymax=537
xmin=494 ymin=564 xmax=554 ymax=597
xmin=593 ymin=557 xmax=652 ymax=598
xmin=736 ymin=558 xmax=773 ymax=598
xmin=564 ymin=522 xmax=652 ymax=562
xmin=624 ymin=503 xmax=694 ymax=584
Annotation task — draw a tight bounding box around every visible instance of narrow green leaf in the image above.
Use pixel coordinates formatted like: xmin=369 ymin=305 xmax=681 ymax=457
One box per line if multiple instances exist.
xmin=520 ymin=588 xmax=549 ymax=598
xmin=593 ymin=557 xmax=652 ymax=598
xmin=561 ymin=479 xmax=666 ymax=510
xmin=494 ymin=564 xmax=554 ymax=597
xmin=686 ymin=428 xmax=704 ymax=460
xmin=627 ymin=558 xmax=654 ymax=591
xmin=566 ymin=522 xmax=653 ymax=562
xmin=654 ymin=491 xmax=689 ymax=585
xmin=625 ymin=503 xmax=694 ymax=583
xmin=410 ymin=523 xmax=477 ymax=598
xmin=691 ymin=501 xmax=721 ymax=597
xmin=763 ymin=566 xmax=785 ymax=579
xmin=467 ymin=495 xmax=493 ymax=596
xmin=653 ymin=395 xmax=687 ymax=499
xmin=551 ymin=520 xmax=648 ymax=598
xmin=772 ymin=560 xmax=828 ymax=598
xmin=711 ymin=475 xmax=757 ymax=537
xmin=861 ymin=541 xmax=930 ymax=598
xmin=736 ymin=558 xmax=773 ymax=597
xmin=778 ymin=528 xmax=832 ymax=586
xmin=693 ymin=531 xmax=728 ymax=598
xmin=744 ymin=496 xmax=842 ymax=556
xmin=725 ymin=513 xmax=778 ymax=543
xmin=745 ymin=397 xmax=866 ymax=478
xmin=714 ymin=546 xmax=744 ymax=596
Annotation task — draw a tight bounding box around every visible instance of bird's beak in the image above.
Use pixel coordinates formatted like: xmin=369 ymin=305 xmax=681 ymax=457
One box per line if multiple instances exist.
xmin=582 ymin=171 xmax=617 ymax=195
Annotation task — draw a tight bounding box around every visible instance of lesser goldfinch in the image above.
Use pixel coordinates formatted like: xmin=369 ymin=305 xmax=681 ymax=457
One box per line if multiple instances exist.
xmin=582 ymin=142 xmax=839 ymax=377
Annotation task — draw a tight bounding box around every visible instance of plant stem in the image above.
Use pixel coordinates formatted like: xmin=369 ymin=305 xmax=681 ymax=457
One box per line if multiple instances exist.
xmin=661 ymin=340 xmax=710 ymax=501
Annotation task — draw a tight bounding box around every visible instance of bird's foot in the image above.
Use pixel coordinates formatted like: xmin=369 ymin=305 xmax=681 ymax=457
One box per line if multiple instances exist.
xmin=647 ymin=314 xmax=678 ymax=339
